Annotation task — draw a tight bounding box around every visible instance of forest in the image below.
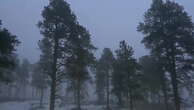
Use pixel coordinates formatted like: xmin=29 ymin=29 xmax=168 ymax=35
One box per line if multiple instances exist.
xmin=0 ymin=0 xmax=194 ymax=110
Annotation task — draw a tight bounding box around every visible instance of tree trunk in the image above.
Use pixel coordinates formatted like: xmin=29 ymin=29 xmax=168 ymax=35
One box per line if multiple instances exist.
xmin=129 ymin=92 xmax=133 ymax=110
xmin=77 ymin=79 xmax=81 ymax=110
xmin=74 ymin=85 xmax=77 ymax=105
xmin=49 ymin=38 xmax=58 ymax=110
xmin=158 ymin=94 xmax=161 ymax=104
xmin=23 ymin=83 xmax=26 ymax=100
xmin=163 ymin=90 xmax=169 ymax=110
xmin=49 ymin=72 xmax=57 ymax=110
xmin=170 ymin=66 xmax=180 ymax=110
xmin=40 ymin=88 xmax=44 ymax=108
xmin=106 ymin=71 xmax=110 ymax=110
xmin=161 ymin=73 xmax=169 ymax=110
xmin=118 ymin=93 xmax=123 ymax=108
xmin=31 ymin=87 xmax=34 ymax=98
xmin=170 ymin=47 xmax=180 ymax=110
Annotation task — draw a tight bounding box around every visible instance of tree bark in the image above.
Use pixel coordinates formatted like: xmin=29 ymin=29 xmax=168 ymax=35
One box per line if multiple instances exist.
xmin=77 ymin=78 xmax=81 ymax=110
xmin=49 ymin=74 xmax=56 ymax=110
xmin=49 ymin=38 xmax=58 ymax=110
xmin=170 ymin=46 xmax=181 ymax=110
xmin=161 ymin=73 xmax=169 ymax=110
xmin=106 ymin=71 xmax=110 ymax=110
xmin=170 ymin=65 xmax=180 ymax=110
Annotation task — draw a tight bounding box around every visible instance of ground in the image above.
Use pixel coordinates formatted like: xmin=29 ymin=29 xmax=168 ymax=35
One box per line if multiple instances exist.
xmin=0 ymin=101 xmax=31 ymax=110
xmin=0 ymin=101 xmax=193 ymax=110
xmin=0 ymin=101 xmax=103 ymax=110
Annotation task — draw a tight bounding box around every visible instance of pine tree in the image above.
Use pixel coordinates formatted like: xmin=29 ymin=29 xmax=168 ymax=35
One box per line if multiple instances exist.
xmin=95 ymin=61 xmax=106 ymax=105
xmin=139 ymin=55 xmax=170 ymax=110
xmin=138 ymin=0 xmax=194 ymax=110
xmin=112 ymin=40 xmax=139 ymax=110
xmin=38 ymin=0 xmax=77 ymax=110
xmin=0 ymin=20 xmax=20 ymax=82
xmin=16 ymin=58 xmax=30 ymax=100
xmin=65 ymin=23 xmax=96 ymax=110
xmin=95 ymin=48 xmax=114 ymax=109
xmin=112 ymin=59 xmax=125 ymax=107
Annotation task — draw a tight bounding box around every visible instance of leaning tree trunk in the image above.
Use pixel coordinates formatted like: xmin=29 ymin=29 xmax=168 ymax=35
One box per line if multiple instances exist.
xmin=49 ymin=38 xmax=58 ymax=110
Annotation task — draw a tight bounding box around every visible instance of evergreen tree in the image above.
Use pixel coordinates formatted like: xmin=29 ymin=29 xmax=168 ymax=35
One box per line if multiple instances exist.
xmin=38 ymin=38 xmax=53 ymax=79
xmin=95 ymin=61 xmax=106 ymax=105
xmin=0 ymin=20 xmax=20 ymax=82
xmin=112 ymin=59 xmax=125 ymax=107
xmin=95 ymin=48 xmax=114 ymax=109
xmin=38 ymin=0 xmax=77 ymax=110
xmin=65 ymin=23 xmax=96 ymax=110
xmin=139 ymin=55 xmax=170 ymax=110
xmin=19 ymin=59 xmax=30 ymax=84
xmin=138 ymin=0 xmax=194 ymax=110
xmin=112 ymin=40 xmax=139 ymax=110
xmin=15 ymin=58 xmax=30 ymax=100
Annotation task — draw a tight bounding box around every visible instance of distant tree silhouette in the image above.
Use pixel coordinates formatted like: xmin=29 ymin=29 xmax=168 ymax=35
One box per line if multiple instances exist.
xmin=112 ymin=41 xmax=139 ymax=110
xmin=31 ymin=62 xmax=48 ymax=108
xmin=95 ymin=48 xmax=114 ymax=109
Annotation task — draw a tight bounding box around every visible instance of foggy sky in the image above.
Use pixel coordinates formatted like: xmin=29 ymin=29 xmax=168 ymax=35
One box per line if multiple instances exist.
xmin=0 ymin=0 xmax=194 ymax=63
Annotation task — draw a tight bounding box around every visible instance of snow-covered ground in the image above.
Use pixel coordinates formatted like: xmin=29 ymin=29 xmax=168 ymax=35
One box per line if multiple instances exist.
xmin=0 ymin=101 xmax=31 ymax=110
xmin=0 ymin=101 xmax=104 ymax=110
xmin=0 ymin=101 xmax=193 ymax=110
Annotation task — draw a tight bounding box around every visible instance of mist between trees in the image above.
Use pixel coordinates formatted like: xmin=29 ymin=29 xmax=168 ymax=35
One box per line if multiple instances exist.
xmin=1 ymin=0 xmax=194 ymax=110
